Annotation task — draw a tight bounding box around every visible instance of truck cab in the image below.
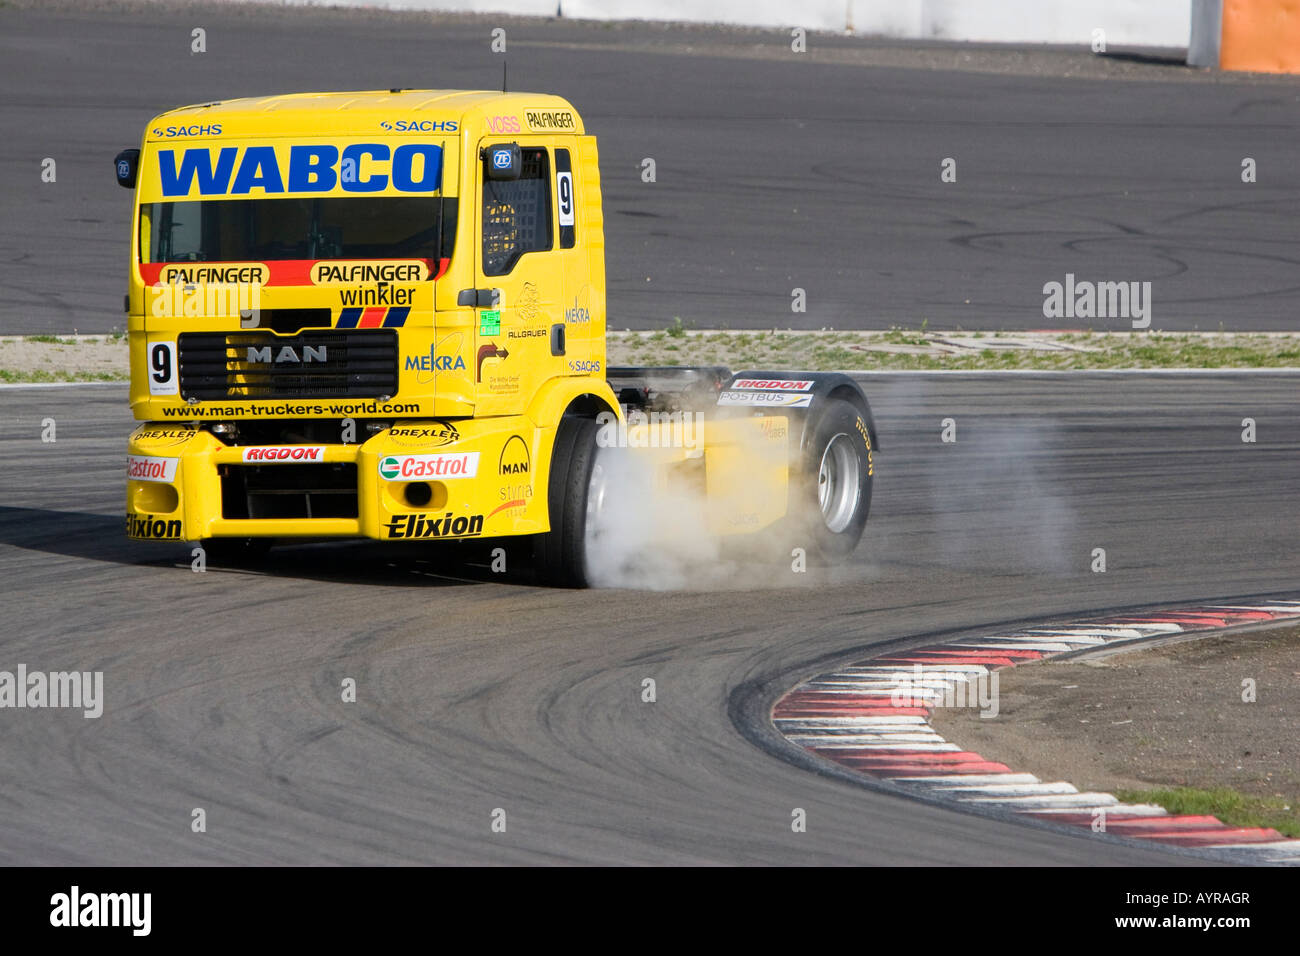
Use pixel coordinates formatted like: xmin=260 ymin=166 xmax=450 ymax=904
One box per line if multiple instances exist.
xmin=118 ymin=90 xmax=876 ymax=586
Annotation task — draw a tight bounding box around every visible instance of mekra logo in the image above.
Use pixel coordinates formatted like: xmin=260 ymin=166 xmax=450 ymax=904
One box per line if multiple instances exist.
xmin=405 ymin=354 xmax=465 ymax=371
xmin=565 ymin=298 xmax=590 ymax=324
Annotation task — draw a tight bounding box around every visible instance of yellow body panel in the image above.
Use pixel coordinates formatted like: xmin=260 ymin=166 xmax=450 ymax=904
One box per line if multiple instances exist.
xmin=122 ymin=90 xmax=788 ymax=544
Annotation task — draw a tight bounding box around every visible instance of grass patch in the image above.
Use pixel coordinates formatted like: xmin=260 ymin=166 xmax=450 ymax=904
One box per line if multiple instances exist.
xmin=606 ymin=329 xmax=1300 ymax=371
xmin=1115 ymin=786 xmax=1300 ymax=838
xmin=5 ymin=329 xmax=1300 ymax=381
xmin=0 ymin=369 xmax=127 ymax=384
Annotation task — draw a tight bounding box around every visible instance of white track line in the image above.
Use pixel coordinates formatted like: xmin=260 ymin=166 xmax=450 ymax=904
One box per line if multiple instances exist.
xmin=1035 ymin=804 xmax=1168 ymax=817
xmin=892 ymin=774 xmax=1041 ymax=786
xmin=960 ymin=793 xmax=1120 ymax=808
xmin=933 ymin=782 xmax=1080 ymax=796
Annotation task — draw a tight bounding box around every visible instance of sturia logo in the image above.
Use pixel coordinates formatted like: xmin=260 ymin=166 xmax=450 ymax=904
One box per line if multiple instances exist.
xmin=246 ymin=346 xmax=327 ymax=364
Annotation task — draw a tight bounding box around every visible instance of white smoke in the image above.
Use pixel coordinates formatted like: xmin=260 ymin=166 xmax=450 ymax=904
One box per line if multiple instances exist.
xmin=583 ymin=445 xmax=726 ymax=590
xmin=582 ymin=419 xmax=833 ymax=591
xmin=870 ymin=374 xmax=1079 ymax=576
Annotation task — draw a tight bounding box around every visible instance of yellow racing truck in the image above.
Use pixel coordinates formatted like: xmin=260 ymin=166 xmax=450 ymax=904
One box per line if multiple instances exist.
xmin=115 ymin=90 xmax=877 ymax=586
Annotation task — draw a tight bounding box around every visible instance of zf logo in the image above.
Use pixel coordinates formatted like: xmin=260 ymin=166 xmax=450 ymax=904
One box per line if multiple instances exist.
xmin=492 ymin=150 xmax=512 ymax=170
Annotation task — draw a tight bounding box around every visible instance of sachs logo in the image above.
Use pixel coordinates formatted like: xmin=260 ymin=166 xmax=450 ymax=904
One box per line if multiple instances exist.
xmin=378 ymin=119 xmax=458 ymax=133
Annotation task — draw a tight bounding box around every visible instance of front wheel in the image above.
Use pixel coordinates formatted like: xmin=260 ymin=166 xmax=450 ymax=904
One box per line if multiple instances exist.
xmin=533 ymin=415 xmax=600 ymax=587
xmin=788 ymin=398 xmax=874 ymax=561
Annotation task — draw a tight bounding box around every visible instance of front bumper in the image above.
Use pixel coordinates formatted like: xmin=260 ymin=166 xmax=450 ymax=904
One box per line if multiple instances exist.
xmin=124 ymin=412 xmax=792 ymax=544
xmin=125 ymin=417 xmax=551 ymax=543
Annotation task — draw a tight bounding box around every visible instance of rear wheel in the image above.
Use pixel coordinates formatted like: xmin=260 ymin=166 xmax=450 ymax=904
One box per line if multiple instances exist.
xmin=533 ymin=415 xmax=600 ymax=587
xmin=789 ymin=398 xmax=873 ymax=561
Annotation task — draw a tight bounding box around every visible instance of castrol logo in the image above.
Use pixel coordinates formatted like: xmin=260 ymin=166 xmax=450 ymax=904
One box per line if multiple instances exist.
xmin=378 ymin=452 xmax=479 ymax=481
xmin=127 ymin=455 xmax=178 ymax=482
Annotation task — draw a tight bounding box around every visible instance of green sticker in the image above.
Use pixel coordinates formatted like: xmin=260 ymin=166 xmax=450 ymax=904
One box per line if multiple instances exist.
xmin=479 ymin=309 xmax=501 ymax=336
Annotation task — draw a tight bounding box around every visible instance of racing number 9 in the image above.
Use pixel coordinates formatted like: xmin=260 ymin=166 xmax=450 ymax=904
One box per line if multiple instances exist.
xmin=555 ymin=149 xmax=576 ymax=248
xmin=557 ymin=171 xmax=574 ymax=227
xmin=148 ymin=341 xmax=178 ymax=396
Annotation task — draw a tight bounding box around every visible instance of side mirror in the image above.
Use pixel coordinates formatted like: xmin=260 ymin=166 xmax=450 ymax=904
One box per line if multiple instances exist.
xmin=114 ymin=149 xmax=140 ymax=189
xmin=483 ymin=143 xmax=520 ymax=181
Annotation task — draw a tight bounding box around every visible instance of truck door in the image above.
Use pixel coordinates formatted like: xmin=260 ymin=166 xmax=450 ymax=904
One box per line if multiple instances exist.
xmin=474 ymin=139 xmax=564 ymax=417
xmin=551 ymin=144 xmax=596 ymax=377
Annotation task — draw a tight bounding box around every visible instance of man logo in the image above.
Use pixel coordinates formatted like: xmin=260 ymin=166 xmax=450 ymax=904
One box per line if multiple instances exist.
xmin=499 ymin=435 xmax=530 ymax=476
xmin=246 ymin=345 xmax=327 ymax=364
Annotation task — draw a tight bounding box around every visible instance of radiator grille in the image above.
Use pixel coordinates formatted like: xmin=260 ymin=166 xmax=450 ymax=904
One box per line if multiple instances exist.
xmin=220 ymin=463 xmax=359 ymax=520
xmin=177 ymin=331 xmax=398 ymax=401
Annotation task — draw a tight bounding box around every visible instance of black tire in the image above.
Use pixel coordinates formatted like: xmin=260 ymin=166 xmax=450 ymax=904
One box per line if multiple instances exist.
xmin=199 ymin=536 xmax=272 ymax=567
xmin=533 ymin=415 xmax=600 ymax=588
xmin=788 ymin=398 xmax=874 ymax=562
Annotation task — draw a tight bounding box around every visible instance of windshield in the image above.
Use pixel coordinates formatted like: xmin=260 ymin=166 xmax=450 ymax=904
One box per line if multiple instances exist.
xmin=140 ymin=196 xmax=457 ymax=263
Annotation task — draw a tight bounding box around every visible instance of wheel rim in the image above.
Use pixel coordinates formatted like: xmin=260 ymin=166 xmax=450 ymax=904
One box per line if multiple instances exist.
xmin=584 ymin=457 xmax=609 ymax=546
xmin=817 ymin=433 xmax=861 ymax=534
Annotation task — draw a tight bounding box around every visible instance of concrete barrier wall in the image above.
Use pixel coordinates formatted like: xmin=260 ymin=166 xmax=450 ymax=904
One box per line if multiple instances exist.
xmin=876 ymin=1 xmax=1190 ymax=46
xmin=259 ymin=0 xmax=1192 ymax=47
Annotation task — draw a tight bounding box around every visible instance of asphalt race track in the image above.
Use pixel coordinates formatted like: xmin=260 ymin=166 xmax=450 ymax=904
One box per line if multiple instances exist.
xmin=2 ymin=0 xmax=1298 ymax=870
xmin=2 ymin=373 xmax=1297 ymax=864
xmin=4 ymin=2 xmax=1300 ymax=334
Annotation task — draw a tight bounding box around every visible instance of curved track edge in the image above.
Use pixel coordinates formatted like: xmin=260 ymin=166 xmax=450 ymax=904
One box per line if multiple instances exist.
xmin=734 ymin=593 xmax=1300 ymax=866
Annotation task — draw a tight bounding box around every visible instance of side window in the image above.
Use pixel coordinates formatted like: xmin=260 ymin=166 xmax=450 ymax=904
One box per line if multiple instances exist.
xmin=555 ymin=148 xmax=576 ymax=248
xmin=482 ymin=146 xmax=552 ymax=276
